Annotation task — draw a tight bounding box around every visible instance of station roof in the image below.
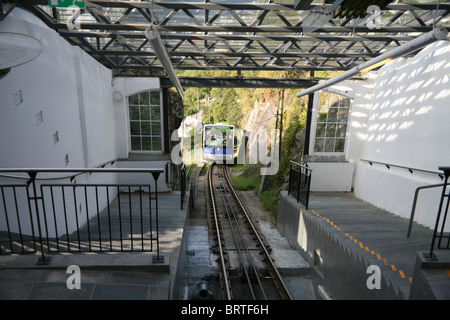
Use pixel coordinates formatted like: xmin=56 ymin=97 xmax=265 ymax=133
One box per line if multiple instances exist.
xmin=3 ymin=0 xmax=450 ymax=87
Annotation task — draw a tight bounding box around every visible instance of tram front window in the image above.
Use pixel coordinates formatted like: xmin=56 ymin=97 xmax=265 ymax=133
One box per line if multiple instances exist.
xmin=205 ymin=127 xmax=233 ymax=148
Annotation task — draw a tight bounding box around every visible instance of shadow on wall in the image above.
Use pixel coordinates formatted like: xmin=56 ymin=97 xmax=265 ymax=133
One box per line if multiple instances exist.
xmin=365 ymin=41 xmax=450 ymax=171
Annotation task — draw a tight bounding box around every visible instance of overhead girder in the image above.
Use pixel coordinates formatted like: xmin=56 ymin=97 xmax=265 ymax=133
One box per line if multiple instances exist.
xmin=8 ymin=1 xmax=450 ymax=76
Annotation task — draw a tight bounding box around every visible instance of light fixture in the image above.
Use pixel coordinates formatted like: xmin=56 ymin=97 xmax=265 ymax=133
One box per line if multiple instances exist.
xmin=113 ymin=91 xmax=123 ymax=103
xmin=145 ymin=25 xmax=184 ymax=99
xmin=296 ymin=27 xmax=448 ymax=98
xmin=0 ymin=32 xmax=43 ymax=70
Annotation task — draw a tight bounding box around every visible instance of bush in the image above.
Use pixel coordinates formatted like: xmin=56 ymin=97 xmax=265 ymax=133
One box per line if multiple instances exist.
xmin=230 ymin=174 xmax=261 ymax=191
xmin=260 ymin=190 xmax=279 ymax=217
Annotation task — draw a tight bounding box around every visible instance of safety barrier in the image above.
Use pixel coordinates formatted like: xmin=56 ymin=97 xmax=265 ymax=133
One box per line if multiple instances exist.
xmin=0 ymin=168 xmax=163 ymax=264
xmin=287 ymin=161 xmax=312 ymax=210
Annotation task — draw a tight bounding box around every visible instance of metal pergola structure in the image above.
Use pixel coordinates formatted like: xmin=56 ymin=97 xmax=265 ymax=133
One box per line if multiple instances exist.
xmin=2 ymin=0 xmax=450 ymax=88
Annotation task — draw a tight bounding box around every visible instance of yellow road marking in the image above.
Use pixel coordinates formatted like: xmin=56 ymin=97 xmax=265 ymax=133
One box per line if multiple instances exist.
xmin=310 ymin=208 xmax=412 ymax=282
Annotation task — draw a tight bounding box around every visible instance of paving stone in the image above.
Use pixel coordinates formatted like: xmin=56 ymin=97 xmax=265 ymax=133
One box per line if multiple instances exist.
xmin=91 ymin=283 xmax=149 ymax=300
xmin=29 ymin=282 xmax=94 ymax=300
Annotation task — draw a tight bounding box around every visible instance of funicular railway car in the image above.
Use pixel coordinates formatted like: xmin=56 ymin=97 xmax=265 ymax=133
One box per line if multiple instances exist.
xmin=203 ymin=124 xmax=234 ymax=162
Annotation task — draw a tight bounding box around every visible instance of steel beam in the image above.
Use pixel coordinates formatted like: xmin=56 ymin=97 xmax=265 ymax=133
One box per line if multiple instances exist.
xmin=296 ymin=27 xmax=449 ymax=98
xmin=12 ymin=0 xmax=450 ymax=75
xmin=160 ymin=77 xmax=319 ymax=89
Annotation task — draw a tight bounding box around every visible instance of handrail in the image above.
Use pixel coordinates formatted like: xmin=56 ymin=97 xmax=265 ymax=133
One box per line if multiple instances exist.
xmin=0 ymin=159 xmax=128 ymax=181
xmin=165 ymin=162 xmax=186 ymax=209
xmin=0 ymin=168 xmax=163 ymax=182
xmin=290 ymin=160 xmax=313 ymax=172
xmin=360 ymin=159 xmax=444 ymax=180
xmin=407 ymin=183 xmax=449 ymax=238
xmin=427 ymin=167 xmax=450 ymax=260
xmin=0 ymin=167 xmax=164 ymax=264
xmin=288 ymin=160 xmax=312 ymax=209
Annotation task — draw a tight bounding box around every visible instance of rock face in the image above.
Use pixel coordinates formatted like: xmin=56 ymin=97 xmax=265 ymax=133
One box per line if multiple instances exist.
xmin=239 ymin=97 xmax=307 ymax=192
xmin=241 ymin=99 xmax=278 ymax=132
xmin=290 ymin=129 xmax=306 ymax=162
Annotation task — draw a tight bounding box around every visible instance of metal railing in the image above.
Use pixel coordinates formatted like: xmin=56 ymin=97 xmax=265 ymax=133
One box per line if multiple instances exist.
xmin=0 ymin=168 xmax=163 ymax=264
xmin=165 ymin=162 xmax=186 ymax=210
xmin=287 ymin=161 xmax=312 ymax=210
xmin=360 ymin=160 xmax=450 ymax=260
xmin=426 ymin=167 xmax=450 ymax=261
xmin=407 ymin=182 xmax=450 ymax=238
xmin=360 ymin=159 xmax=445 ymax=180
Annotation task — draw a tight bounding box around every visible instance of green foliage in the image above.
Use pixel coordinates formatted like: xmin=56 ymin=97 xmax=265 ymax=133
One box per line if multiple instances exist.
xmin=180 ymin=70 xmax=309 ymax=218
xmin=230 ymin=173 xmax=261 ymax=192
xmin=260 ymin=189 xmax=280 ymax=215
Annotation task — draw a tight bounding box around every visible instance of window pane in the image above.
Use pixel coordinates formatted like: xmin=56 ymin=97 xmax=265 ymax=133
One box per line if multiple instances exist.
xmin=140 ymin=106 xmax=150 ymax=120
xmin=326 ymin=123 xmax=336 ymax=137
xmin=317 ymin=111 xmax=327 ymax=122
xmin=314 ymin=92 xmax=350 ymax=154
xmin=130 ymin=121 xmax=141 ymax=136
xmin=129 ymin=106 xmax=140 ymax=120
xmin=341 ymin=97 xmax=350 ymax=108
xmin=150 ymin=91 xmax=160 ymax=105
xmin=327 ymin=108 xmax=338 ymax=122
xmin=151 ymin=106 xmax=161 ymax=121
xmin=338 ymin=108 xmax=349 ymax=122
xmin=151 ymin=122 xmax=161 ymax=136
xmin=316 ymin=123 xmax=325 ymax=138
xmin=329 ymin=95 xmax=339 ymax=107
xmin=314 ymin=138 xmax=324 ymax=152
xmin=142 ymin=137 xmax=152 ymax=150
xmin=337 ymin=124 xmax=347 ymax=137
xmin=152 ymin=137 xmax=162 ymax=151
xmin=335 ymin=138 xmax=345 ymax=152
xmin=324 ymin=138 xmax=335 ymax=152
xmin=141 ymin=122 xmax=151 ymax=136
xmin=128 ymin=90 xmax=162 ymax=153
xmin=139 ymin=92 xmax=150 ymax=105
xmin=131 ymin=137 xmax=141 ymax=150
xmin=128 ymin=94 xmax=139 ymax=105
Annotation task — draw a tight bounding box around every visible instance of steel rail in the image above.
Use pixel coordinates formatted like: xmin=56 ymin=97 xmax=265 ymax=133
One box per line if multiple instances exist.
xmin=207 ymin=164 xmax=232 ymax=300
xmin=222 ymin=165 xmax=292 ymax=300
xmin=215 ymin=164 xmax=267 ymax=300
xmin=208 ymin=163 xmax=292 ymax=300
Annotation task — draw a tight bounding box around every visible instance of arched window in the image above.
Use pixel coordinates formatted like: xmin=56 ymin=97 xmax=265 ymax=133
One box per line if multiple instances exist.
xmin=312 ymin=91 xmax=351 ymax=154
xmin=128 ymin=90 xmax=162 ymax=151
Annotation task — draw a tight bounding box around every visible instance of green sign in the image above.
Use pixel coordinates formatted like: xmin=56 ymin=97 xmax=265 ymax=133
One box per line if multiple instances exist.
xmin=49 ymin=0 xmax=85 ymax=8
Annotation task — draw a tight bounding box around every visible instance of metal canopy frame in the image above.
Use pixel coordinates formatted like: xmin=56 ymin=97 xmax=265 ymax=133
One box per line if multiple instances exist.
xmin=5 ymin=1 xmax=450 ymax=85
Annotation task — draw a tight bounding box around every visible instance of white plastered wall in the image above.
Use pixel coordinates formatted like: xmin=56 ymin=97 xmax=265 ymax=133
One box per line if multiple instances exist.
xmin=0 ymin=8 xmax=169 ymax=237
xmin=307 ymin=78 xmax=374 ymax=192
xmin=353 ymin=40 xmax=450 ymax=229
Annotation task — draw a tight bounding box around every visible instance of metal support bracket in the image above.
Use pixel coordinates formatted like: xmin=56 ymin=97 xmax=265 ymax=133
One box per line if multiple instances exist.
xmin=152 ymin=255 xmax=165 ymax=264
xmin=37 ymin=255 xmax=52 ymax=265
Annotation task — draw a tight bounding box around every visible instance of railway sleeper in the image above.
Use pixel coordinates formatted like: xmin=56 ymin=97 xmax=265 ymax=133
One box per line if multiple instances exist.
xmin=228 ymin=265 xmax=269 ymax=279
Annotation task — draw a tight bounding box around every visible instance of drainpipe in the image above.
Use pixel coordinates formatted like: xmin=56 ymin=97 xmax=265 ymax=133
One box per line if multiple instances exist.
xmin=296 ymin=27 xmax=448 ymax=98
xmin=303 ymin=71 xmax=314 ymax=156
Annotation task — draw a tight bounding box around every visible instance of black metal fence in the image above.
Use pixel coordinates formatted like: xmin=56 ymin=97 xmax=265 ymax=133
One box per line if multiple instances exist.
xmin=0 ymin=168 xmax=163 ymax=264
xmin=165 ymin=162 xmax=186 ymax=210
xmin=360 ymin=160 xmax=450 ymax=261
xmin=287 ymin=161 xmax=312 ymax=210
xmin=427 ymin=166 xmax=450 ymax=260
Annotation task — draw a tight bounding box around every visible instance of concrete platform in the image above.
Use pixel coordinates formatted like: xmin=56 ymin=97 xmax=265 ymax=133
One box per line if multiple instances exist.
xmin=174 ymin=165 xmax=317 ymax=300
xmin=0 ymin=192 xmax=188 ymax=300
xmin=277 ymin=191 xmax=450 ymax=300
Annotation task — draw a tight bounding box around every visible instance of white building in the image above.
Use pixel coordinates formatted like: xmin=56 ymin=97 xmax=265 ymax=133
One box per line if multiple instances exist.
xmin=0 ymin=8 xmax=182 ymax=238
xmin=1 ymin=7 xmax=449 ymax=234
xmin=305 ymin=39 xmax=450 ymax=230
xmin=0 ymin=8 xmax=175 ymax=190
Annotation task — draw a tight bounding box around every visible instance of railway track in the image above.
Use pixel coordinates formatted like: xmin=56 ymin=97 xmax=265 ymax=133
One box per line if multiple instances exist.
xmin=207 ymin=163 xmax=292 ymax=300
